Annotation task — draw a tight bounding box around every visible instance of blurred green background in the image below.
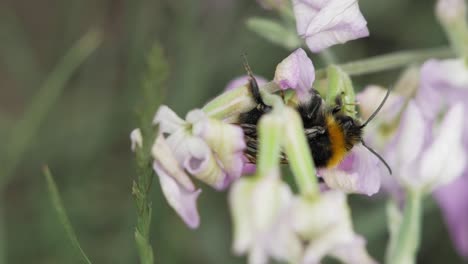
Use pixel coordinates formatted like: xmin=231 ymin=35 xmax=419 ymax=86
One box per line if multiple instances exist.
xmin=0 ymin=0 xmax=465 ymax=263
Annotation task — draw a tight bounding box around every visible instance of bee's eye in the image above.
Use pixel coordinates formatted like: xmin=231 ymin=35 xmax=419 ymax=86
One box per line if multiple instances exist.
xmin=341 ymin=117 xmax=355 ymax=128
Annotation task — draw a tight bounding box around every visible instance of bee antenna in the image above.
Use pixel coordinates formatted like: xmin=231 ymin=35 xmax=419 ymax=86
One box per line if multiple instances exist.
xmin=360 ymin=87 xmax=391 ymax=128
xmin=361 ymin=140 xmax=392 ymax=175
xmin=241 ymin=53 xmax=254 ymax=79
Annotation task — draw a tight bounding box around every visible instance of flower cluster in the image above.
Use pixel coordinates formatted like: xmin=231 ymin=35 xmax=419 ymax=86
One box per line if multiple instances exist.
xmin=131 ymin=0 xmax=468 ymax=262
xmin=357 ymin=59 xmax=468 ymax=259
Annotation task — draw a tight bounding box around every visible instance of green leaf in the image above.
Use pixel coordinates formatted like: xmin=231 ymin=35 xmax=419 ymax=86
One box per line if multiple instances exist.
xmin=246 ymin=17 xmax=301 ymax=50
xmin=43 ymin=166 xmax=93 ymax=264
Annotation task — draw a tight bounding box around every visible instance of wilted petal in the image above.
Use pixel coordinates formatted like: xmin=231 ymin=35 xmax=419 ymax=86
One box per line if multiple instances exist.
xmin=225 ymin=75 xmax=268 ymax=91
xmin=320 ymin=145 xmax=381 ymax=196
xmin=153 ymin=105 xmax=186 ymax=134
xmin=153 ymin=161 xmax=201 ymax=229
xmin=419 ymin=104 xmax=466 ymax=190
xmin=293 ymin=0 xmax=369 ymax=52
xmin=130 ymin=128 xmax=143 ymax=151
xmin=274 ymin=48 xmax=315 ymax=100
xmin=435 ymin=173 xmax=468 ymax=258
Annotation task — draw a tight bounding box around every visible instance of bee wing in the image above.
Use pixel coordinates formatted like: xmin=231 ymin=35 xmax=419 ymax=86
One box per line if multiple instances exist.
xmin=305 ymin=126 xmax=326 ymax=138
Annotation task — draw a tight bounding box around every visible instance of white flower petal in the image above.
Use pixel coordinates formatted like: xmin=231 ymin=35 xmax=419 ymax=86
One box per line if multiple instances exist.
xmin=292 ymin=191 xmax=348 ymax=240
xmin=329 ymin=236 xmax=377 ymax=264
xmin=153 ymin=161 xmax=201 ymax=229
xmin=152 ymin=134 xmax=195 ymax=191
xmin=153 ymin=105 xmax=186 ymax=134
xmin=321 ymin=145 xmax=381 ymax=196
xmin=130 ymin=128 xmax=143 ymax=151
xmin=396 ymin=102 xmax=426 ymax=166
xmin=274 ymin=48 xmax=315 ymax=101
xmin=229 ymin=179 xmax=256 ymax=255
xmin=420 ymin=104 xmax=467 ymax=190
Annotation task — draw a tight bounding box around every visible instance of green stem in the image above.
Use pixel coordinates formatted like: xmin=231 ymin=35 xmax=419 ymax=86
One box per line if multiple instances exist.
xmin=441 ymin=19 xmax=468 ymax=58
xmin=256 ymin=113 xmax=283 ymax=177
xmin=282 ymin=108 xmax=319 ymax=199
xmin=315 ymin=47 xmax=454 ymax=79
xmin=386 ymin=190 xmax=423 ymax=264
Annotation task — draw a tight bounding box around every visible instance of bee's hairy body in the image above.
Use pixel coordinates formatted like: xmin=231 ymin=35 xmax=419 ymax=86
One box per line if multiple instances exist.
xmin=238 ymin=77 xmax=363 ymax=169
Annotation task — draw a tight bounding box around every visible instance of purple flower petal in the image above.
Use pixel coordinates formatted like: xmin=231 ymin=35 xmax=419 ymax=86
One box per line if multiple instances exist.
xmin=435 ymin=173 xmax=468 ymax=258
xmin=417 ymin=59 xmax=468 ymax=121
xmin=153 ymin=161 xmax=202 ymax=229
xmin=293 ymin=0 xmax=369 ymax=53
xmin=225 ymin=75 xmax=268 ymax=91
xmin=274 ymin=48 xmax=315 ymax=101
xmin=320 ymin=144 xmax=382 ymax=196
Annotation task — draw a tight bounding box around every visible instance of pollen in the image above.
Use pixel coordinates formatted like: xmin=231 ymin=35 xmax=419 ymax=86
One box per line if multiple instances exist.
xmin=326 ymin=115 xmax=347 ymax=168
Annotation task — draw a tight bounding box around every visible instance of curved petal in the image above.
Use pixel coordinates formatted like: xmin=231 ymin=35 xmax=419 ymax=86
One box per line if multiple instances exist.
xmin=153 ymin=161 xmax=201 ymax=229
xmin=183 ymin=136 xmax=227 ymax=189
xmin=320 ymin=145 xmax=381 ymax=196
xmin=274 ymin=48 xmax=315 ymax=101
xmin=293 ymin=0 xmax=369 ymax=53
xmin=225 ymin=75 xmax=268 ymax=91
xmin=420 ymin=103 xmax=466 ymax=190
xmin=153 ymin=105 xmax=186 ymax=134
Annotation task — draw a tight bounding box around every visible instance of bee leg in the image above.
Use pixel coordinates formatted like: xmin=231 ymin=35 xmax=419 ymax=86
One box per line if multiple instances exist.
xmin=332 ymin=92 xmax=344 ymax=114
xmin=242 ymin=54 xmax=271 ymax=112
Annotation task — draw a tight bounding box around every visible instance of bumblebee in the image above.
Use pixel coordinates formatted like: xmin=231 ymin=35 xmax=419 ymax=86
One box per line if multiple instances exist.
xmin=238 ymin=59 xmax=392 ymax=174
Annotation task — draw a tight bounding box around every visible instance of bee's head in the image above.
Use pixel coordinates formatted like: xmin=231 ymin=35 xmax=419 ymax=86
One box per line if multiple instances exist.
xmin=335 ymin=115 xmax=363 ymax=150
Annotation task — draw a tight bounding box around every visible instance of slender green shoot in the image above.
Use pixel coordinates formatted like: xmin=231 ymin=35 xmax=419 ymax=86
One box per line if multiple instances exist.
xmin=43 ymin=166 xmax=92 ymax=264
